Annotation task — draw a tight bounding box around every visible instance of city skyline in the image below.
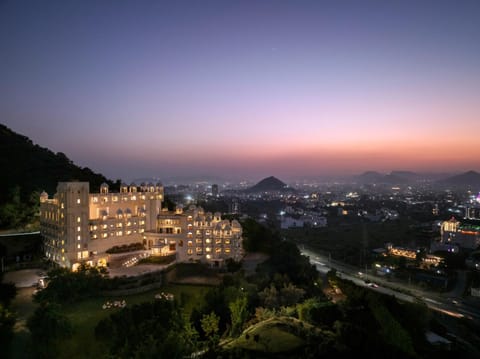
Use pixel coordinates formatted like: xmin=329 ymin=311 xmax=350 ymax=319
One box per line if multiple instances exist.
xmin=2 ymin=1 xmax=480 ymax=182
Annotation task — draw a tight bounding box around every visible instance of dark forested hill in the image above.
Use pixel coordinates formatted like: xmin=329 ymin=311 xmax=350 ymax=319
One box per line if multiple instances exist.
xmin=0 ymin=124 xmax=115 ymax=228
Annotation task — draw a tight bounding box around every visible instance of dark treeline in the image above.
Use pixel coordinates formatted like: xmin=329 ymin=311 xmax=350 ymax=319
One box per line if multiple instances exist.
xmin=0 ymin=124 xmax=115 ymax=229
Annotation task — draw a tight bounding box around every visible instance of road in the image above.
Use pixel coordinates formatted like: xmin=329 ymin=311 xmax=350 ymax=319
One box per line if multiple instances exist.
xmin=299 ymin=246 xmax=480 ymax=321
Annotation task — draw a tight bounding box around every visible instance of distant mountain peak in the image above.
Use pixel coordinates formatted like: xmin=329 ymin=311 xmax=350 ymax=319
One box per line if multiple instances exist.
xmin=247 ymin=176 xmax=290 ymax=192
xmin=439 ymin=170 xmax=480 ymax=188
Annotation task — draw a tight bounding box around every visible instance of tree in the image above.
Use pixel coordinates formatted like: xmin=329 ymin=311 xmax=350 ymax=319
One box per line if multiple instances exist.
xmin=27 ymin=302 xmax=73 ymax=358
xmin=0 ymin=282 xmax=17 ymax=307
xmin=229 ymin=295 xmax=249 ymax=337
xmin=259 ymin=284 xmax=279 ymax=308
xmin=201 ymin=312 xmax=220 ymax=350
xmin=0 ymin=304 xmax=15 ymax=358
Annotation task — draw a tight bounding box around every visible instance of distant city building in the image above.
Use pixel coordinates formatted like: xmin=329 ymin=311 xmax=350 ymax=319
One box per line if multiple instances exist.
xmin=229 ymin=198 xmax=240 ymax=214
xmin=434 ymin=217 xmax=480 ymax=251
xmin=280 ymin=216 xmax=304 ymax=229
xmin=211 ymin=184 xmax=219 ymax=197
xmin=40 ymin=182 xmax=242 ymax=269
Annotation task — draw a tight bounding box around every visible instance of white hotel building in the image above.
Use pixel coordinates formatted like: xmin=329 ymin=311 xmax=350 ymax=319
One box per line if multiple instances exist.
xmin=40 ymin=182 xmax=243 ymax=269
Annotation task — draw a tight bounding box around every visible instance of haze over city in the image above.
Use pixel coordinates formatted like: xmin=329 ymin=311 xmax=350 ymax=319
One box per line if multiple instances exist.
xmin=1 ymin=0 xmax=479 ymax=182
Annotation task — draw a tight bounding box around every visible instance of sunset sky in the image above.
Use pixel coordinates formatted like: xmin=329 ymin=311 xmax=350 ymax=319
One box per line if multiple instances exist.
xmin=1 ymin=0 xmax=479 ymax=182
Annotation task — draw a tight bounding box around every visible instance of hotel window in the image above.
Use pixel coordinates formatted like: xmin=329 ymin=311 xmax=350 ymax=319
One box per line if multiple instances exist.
xmin=225 ymin=239 xmax=231 ymax=245
xmin=61 ymin=203 xmax=64 ymax=209
xmin=187 ymin=249 xmax=193 ymax=255
xmin=77 ymin=226 xmax=81 ymax=232
xmin=176 ymin=228 xmax=181 ymax=234
xmin=116 ymin=231 xmax=123 ymax=236
xmin=77 ymin=217 xmax=81 ymax=223
xmin=116 ymin=223 xmax=123 ymax=228
xmin=206 ymin=238 xmax=211 ymax=244
xmin=77 ymin=198 xmax=81 ymax=204
xmin=92 ymin=234 xmax=98 ymax=239
xmin=187 ymin=241 xmax=193 ymax=247
xmin=93 ymin=197 xmax=98 ymax=203
xmin=196 ymin=239 xmax=202 ymax=245
xmin=102 ymin=224 xmax=107 ymax=229
xmin=77 ymin=235 xmax=81 ymax=241
xmin=225 ymin=248 xmax=231 ymax=254
xmin=139 ymin=229 xmax=144 ymax=233
xmin=215 ymin=239 xmax=222 ymax=245
xmin=112 ymin=196 xmax=118 ymax=202
xmin=215 ymin=247 xmax=221 ymax=253
xmin=206 ymin=247 xmax=211 ymax=252
xmin=196 ymin=248 xmax=202 ymax=254
xmin=77 ymin=244 xmax=81 ymax=249
xmin=140 ymin=220 xmax=145 ymax=225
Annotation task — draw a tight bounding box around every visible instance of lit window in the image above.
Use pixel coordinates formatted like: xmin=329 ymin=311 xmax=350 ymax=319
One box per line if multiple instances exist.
xmin=187 ymin=249 xmax=193 ymax=255
xmin=77 ymin=235 xmax=81 ymax=241
xmin=77 ymin=244 xmax=81 ymax=249
xmin=77 ymin=198 xmax=81 ymax=204
xmin=206 ymin=238 xmax=211 ymax=244
xmin=77 ymin=226 xmax=81 ymax=232
xmin=225 ymin=248 xmax=231 ymax=254
xmin=206 ymin=247 xmax=211 ymax=252
xmin=102 ymin=233 xmax=108 ymax=238
xmin=93 ymin=197 xmax=98 ymax=203
xmin=215 ymin=247 xmax=221 ymax=253
xmin=77 ymin=217 xmax=81 ymax=223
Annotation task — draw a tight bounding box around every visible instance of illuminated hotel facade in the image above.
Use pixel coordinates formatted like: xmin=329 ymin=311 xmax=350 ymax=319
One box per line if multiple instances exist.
xmin=40 ymin=182 xmax=243 ymax=269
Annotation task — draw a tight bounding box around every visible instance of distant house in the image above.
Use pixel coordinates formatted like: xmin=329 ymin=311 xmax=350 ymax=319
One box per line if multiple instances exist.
xmin=280 ymin=216 xmax=304 ymax=229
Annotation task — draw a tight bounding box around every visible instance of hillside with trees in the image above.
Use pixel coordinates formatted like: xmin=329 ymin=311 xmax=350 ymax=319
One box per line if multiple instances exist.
xmin=18 ymin=219 xmax=479 ymax=358
xmin=0 ymin=124 xmax=116 ymax=229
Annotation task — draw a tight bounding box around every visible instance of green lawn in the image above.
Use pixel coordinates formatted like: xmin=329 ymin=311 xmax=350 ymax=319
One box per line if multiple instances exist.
xmin=54 ymin=284 xmax=210 ymax=359
xmin=223 ymin=316 xmax=312 ymax=353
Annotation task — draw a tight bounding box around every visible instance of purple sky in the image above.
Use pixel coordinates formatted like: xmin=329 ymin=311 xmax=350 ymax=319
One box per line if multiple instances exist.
xmin=1 ymin=0 xmax=480 ymax=182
